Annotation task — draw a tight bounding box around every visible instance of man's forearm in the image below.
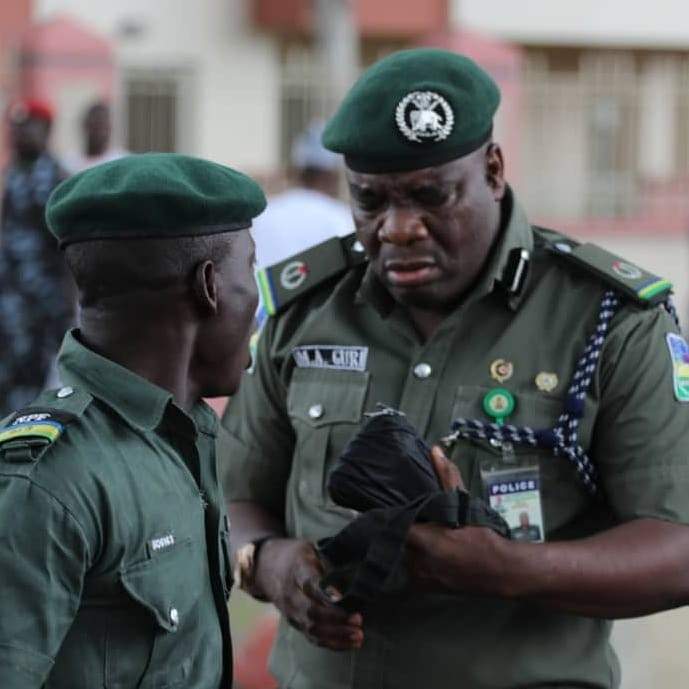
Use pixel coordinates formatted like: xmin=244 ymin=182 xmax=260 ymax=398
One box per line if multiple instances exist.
xmin=410 ymin=518 xmax=689 ymax=618
xmin=506 ymin=518 xmax=689 ymax=617
xmin=227 ymin=500 xmax=286 ymax=562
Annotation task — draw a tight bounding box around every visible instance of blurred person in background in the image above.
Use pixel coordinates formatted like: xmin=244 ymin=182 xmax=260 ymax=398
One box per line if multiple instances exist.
xmin=250 ymin=120 xmax=353 ymax=269
xmin=63 ymin=100 xmax=128 ymax=175
xmin=0 ymin=99 xmax=73 ymax=416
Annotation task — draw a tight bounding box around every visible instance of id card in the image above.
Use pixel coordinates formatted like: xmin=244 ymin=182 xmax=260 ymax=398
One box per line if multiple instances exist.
xmin=481 ymin=463 xmax=545 ymax=543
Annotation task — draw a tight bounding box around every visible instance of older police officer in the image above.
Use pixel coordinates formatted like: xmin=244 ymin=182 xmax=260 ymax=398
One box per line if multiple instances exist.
xmin=0 ymin=153 xmax=265 ymax=688
xmin=223 ymin=49 xmax=689 ymax=689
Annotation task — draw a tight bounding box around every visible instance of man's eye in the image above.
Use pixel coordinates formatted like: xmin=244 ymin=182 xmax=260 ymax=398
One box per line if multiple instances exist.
xmin=351 ymin=188 xmax=385 ymax=212
xmin=411 ymin=187 xmax=449 ymax=206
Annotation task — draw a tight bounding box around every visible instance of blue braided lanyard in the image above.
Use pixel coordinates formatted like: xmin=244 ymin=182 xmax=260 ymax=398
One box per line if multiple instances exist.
xmin=447 ymin=292 xmax=678 ymax=496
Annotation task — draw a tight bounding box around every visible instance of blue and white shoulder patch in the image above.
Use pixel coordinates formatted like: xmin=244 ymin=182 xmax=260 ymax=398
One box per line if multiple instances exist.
xmin=666 ymin=333 xmax=689 ymax=402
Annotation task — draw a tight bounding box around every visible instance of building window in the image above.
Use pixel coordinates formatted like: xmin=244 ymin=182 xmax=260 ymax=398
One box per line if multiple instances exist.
xmin=123 ymin=67 xmax=194 ymax=154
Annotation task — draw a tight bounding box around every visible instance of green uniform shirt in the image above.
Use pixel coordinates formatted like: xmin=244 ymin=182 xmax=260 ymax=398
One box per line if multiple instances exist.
xmin=0 ymin=330 xmax=233 ymax=688
xmin=222 ymin=194 xmax=689 ymax=689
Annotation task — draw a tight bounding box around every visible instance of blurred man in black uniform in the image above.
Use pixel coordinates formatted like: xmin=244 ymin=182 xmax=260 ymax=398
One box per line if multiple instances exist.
xmin=0 ymin=99 xmax=73 ymax=415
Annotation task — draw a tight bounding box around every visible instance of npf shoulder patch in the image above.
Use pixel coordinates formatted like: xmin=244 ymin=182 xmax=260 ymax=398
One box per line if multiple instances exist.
xmin=292 ymin=345 xmax=369 ymax=372
xmin=666 ymin=333 xmax=689 ymax=402
xmin=0 ymin=408 xmax=78 ymax=463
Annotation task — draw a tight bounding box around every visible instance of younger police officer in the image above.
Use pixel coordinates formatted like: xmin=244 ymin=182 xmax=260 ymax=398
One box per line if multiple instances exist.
xmin=0 ymin=154 xmax=265 ymax=688
xmin=223 ymin=49 xmax=689 ymax=689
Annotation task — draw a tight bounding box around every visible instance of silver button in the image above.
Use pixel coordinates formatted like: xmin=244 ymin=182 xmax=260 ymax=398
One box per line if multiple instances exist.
xmin=308 ymin=404 xmax=324 ymax=420
xmin=169 ymin=607 xmax=179 ymax=626
xmin=489 ymin=437 xmax=502 ymax=448
xmin=413 ymin=363 xmax=432 ymax=379
xmin=554 ymin=242 xmax=572 ymax=254
xmin=56 ymin=386 xmax=74 ymax=398
xmin=352 ymin=240 xmax=365 ymax=253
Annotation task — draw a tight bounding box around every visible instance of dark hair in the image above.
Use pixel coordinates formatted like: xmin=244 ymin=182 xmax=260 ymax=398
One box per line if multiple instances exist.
xmin=65 ymin=233 xmax=234 ymax=307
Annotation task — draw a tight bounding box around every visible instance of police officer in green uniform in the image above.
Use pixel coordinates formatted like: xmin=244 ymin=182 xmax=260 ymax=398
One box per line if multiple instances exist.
xmin=222 ymin=49 xmax=689 ymax=689
xmin=0 ymin=153 xmax=265 ymax=688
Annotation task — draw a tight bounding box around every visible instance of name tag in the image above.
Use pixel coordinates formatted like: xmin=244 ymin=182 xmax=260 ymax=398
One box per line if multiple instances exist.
xmin=292 ymin=345 xmax=369 ymax=372
xmin=148 ymin=533 xmax=176 ymax=555
xmin=482 ymin=465 xmax=544 ymax=543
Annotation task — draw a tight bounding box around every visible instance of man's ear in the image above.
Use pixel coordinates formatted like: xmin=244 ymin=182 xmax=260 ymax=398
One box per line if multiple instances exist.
xmin=193 ymin=260 xmax=219 ymax=315
xmin=485 ymin=143 xmax=506 ymax=200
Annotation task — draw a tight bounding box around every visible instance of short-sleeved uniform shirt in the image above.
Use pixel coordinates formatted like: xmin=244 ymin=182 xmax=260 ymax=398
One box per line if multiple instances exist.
xmin=0 ymin=330 xmax=234 ymax=689
xmin=222 ymin=193 xmax=689 ymax=689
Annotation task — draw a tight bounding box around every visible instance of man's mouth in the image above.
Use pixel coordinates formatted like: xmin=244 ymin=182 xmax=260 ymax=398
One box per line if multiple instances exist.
xmin=384 ymin=258 xmax=440 ymax=287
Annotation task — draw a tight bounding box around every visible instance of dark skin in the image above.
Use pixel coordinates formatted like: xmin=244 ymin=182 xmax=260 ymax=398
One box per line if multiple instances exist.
xmin=82 ymin=104 xmax=112 ymax=157
xmin=78 ymin=229 xmax=258 ymax=410
xmin=10 ymin=117 xmax=51 ymax=163
xmin=233 ymin=140 xmax=689 ymax=647
xmin=229 ymin=144 xmax=504 ymax=650
xmin=409 ymin=447 xmax=689 ymax=618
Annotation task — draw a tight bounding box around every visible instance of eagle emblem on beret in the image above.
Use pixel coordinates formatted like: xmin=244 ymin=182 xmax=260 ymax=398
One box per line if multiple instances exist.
xmin=395 ymin=91 xmax=454 ymax=143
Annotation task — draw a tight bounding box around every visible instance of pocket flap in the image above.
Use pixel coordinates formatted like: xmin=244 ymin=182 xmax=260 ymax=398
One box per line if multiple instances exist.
xmin=120 ymin=540 xmax=201 ymax=633
xmin=287 ymin=368 xmax=369 ymax=427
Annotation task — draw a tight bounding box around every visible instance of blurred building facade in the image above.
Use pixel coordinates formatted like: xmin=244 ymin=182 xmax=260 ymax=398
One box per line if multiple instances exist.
xmin=3 ymin=3 xmax=688 ymax=685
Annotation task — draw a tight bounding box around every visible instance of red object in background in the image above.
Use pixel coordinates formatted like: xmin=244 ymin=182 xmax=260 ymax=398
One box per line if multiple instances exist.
xmin=233 ymin=614 xmax=279 ymax=689
xmin=7 ymin=98 xmax=55 ymax=124
xmin=253 ymin=0 xmax=448 ymax=38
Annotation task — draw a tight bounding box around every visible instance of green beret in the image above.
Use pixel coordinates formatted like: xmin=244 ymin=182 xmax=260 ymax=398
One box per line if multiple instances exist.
xmin=46 ymin=153 xmax=266 ymax=247
xmin=322 ymin=48 xmax=500 ymax=173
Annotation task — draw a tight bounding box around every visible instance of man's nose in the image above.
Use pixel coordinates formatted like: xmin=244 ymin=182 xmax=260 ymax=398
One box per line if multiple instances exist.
xmin=378 ymin=207 xmax=428 ymax=246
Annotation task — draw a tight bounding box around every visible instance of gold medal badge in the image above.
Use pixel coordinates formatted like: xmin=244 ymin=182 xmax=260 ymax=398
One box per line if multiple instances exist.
xmin=490 ymin=358 xmax=513 ymax=384
xmin=535 ymin=372 xmax=558 ymax=393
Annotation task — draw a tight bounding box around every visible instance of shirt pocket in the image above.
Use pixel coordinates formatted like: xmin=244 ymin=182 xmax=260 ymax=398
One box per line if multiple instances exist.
xmin=450 ymin=385 xmax=591 ymax=536
xmin=118 ymin=538 xmax=203 ymax=689
xmin=286 ymin=367 xmax=370 ymax=539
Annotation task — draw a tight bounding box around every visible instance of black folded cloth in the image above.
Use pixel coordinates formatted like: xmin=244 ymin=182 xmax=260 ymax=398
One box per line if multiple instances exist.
xmin=318 ymin=408 xmax=510 ymax=610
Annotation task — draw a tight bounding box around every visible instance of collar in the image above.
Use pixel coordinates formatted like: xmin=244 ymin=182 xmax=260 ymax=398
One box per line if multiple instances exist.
xmin=57 ymin=329 xmax=216 ymax=436
xmin=354 ymin=187 xmax=534 ymax=315
xmin=467 ymin=189 xmax=534 ymax=311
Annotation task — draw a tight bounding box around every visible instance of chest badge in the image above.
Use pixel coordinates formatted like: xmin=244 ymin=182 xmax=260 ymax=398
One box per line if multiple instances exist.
xmin=483 ymin=388 xmax=516 ymax=426
xmin=535 ymin=372 xmax=559 ymax=393
xmin=490 ymin=358 xmax=514 ymax=384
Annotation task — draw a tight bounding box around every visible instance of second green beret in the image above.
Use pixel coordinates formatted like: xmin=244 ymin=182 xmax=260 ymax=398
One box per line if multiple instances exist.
xmin=322 ymin=48 xmax=500 ymax=173
xmin=46 ymin=153 xmax=267 ymax=247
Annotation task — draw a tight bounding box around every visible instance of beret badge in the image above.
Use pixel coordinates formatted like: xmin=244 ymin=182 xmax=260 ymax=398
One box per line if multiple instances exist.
xmin=395 ymin=90 xmax=454 ymax=143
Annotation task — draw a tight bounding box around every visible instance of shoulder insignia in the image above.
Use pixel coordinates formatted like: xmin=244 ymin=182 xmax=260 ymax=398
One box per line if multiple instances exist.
xmin=0 ymin=388 xmax=92 ymax=464
xmin=536 ymin=228 xmax=673 ymax=306
xmin=256 ymin=233 xmax=367 ymax=316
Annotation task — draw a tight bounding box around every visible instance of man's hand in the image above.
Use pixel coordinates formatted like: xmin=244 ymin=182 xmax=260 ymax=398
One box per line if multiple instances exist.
xmin=429 ymin=445 xmax=464 ymax=491
xmin=254 ymin=538 xmax=364 ymax=651
xmin=407 ymin=444 xmax=507 ymax=594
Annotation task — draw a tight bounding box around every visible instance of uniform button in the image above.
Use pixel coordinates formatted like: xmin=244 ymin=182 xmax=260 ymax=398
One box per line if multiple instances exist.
xmin=413 ymin=363 xmax=432 ymax=379
xmin=489 ymin=438 xmax=502 ymax=448
xmin=169 ymin=607 xmax=179 ymax=626
xmin=56 ymin=386 xmax=74 ymax=398
xmin=308 ymin=404 xmax=324 ymax=419
xmin=352 ymin=240 xmax=365 ymax=253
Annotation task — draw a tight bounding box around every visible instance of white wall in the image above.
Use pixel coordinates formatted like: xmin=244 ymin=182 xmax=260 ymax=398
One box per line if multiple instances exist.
xmin=452 ymin=0 xmax=689 ymax=47
xmin=35 ymin=0 xmax=281 ymax=172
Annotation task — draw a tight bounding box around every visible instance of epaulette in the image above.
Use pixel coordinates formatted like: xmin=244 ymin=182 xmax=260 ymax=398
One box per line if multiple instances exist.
xmin=256 ymin=233 xmax=368 ymax=316
xmin=535 ymin=227 xmax=673 ymax=306
xmin=0 ymin=387 xmax=92 ymax=466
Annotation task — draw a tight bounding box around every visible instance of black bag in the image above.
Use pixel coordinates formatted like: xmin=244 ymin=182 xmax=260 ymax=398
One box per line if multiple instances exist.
xmin=318 ymin=408 xmax=509 ymax=610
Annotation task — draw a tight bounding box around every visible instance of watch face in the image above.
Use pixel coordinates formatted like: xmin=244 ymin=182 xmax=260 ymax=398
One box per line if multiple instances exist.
xmin=235 ymin=542 xmax=257 ymax=590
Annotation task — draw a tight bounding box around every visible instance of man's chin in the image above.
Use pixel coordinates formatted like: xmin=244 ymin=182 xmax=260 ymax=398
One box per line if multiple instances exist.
xmin=389 ymin=283 xmax=455 ymax=312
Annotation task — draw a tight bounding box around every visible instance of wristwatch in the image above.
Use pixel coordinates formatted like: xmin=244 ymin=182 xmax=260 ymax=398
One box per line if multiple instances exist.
xmin=234 ymin=536 xmax=273 ymax=596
